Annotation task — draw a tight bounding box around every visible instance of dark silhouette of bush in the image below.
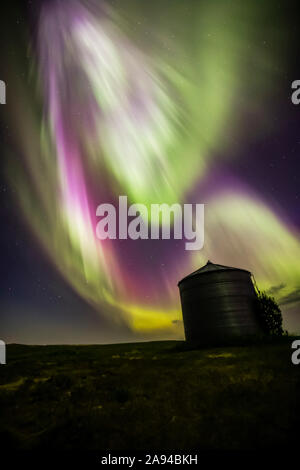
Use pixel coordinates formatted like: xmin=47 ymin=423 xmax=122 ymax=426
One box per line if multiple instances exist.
xmin=255 ymin=291 xmax=284 ymax=336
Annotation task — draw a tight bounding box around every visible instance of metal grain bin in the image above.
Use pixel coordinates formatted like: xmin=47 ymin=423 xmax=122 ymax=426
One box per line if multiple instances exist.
xmin=178 ymin=261 xmax=261 ymax=344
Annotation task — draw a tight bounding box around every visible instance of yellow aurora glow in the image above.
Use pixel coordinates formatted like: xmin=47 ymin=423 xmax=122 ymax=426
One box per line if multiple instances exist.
xmin=5 ymin=0 xmax=299 ymax=334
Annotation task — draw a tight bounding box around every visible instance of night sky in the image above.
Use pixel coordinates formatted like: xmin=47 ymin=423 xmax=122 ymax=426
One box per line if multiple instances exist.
xmin=1 ymin=0 xmax=299 ymax=344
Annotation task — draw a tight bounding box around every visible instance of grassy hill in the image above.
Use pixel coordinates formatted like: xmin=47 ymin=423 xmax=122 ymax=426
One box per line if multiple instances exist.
xmin=0 ymin=339 xmax=299 ymax=450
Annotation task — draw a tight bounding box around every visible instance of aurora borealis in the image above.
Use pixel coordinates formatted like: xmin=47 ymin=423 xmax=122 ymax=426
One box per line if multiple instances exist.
xmin=1 ymin=0 xmax=300 ymax=343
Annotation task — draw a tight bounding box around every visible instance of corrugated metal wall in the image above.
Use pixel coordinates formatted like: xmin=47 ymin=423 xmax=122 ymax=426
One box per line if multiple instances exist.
xmin=178 ymin=266 xmax=261 ymax=344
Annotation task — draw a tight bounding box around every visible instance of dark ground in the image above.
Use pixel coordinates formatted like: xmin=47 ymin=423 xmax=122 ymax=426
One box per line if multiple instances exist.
xmin=0 ymin=339 xmax=299 ymax=450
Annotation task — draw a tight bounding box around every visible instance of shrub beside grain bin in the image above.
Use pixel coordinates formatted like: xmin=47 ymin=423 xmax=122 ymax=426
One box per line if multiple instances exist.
xmin=178 ymin=261 xmax=262 ymax=345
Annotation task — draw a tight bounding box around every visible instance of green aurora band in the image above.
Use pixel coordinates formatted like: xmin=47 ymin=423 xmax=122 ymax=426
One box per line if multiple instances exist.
xmin=5 ymin=0 xmax=300 ymax=335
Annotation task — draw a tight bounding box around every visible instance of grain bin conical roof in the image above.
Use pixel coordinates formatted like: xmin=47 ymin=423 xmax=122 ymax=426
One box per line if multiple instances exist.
xmin=178 ymin=260 xmax=251 ymax=286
